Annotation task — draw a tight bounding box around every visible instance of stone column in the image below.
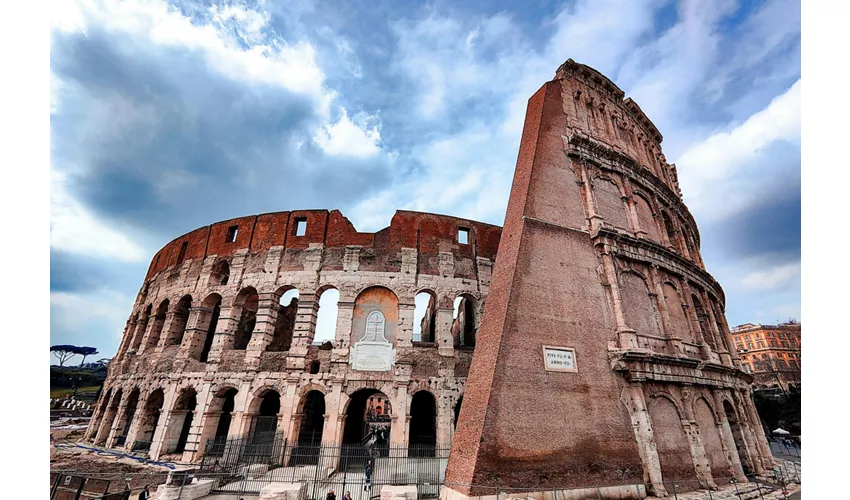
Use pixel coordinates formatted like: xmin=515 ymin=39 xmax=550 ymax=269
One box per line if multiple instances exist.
xmin=123 ymin=404 xmax=148 ymax=452
xmin=290 ymin=296 xmax=320 ymax=357
xmin=389 ymin=384 xmax=409 ymax=456
xmin=397 ymin=302 xmax=415 ymax=348
xmin=681 ymin=282 xmax=712 ymax=361
xmin=436 ymin=307 xmax=455 ymax=356
xmin=737 ymin=390 xmax=774 ymax=471
xmin=436 ymin=392 xmax=454 ymax=450
xmin=139 ymin=310 xmax=168 ymax=355
xmin=148 ymin=386 xmax=178 ymax=460
xmin=207 ymin=305 xmax=239 ymax=364
xmin=176 ymin=306 xmax=212 ymax=360
xmin=333 ymin=301 xmax=355 ymax=355
xmin=711 ymin=390 xmax=747 ymax=482
xmin=701 ymin=290 xmax=731 ymax=365
xmin=106 ymin=397 xmax=135 ymax=448
xmin=621 ymin=384 xmax=667 ymax=497
xmin=725 ymin=392 xmax=761 ymax=475
xmin=245 ymin=293 xmax=280 ymax=368
xmin=679 ymin=386 xmax=713 ymax=488
xmin=601 ymin=251 xmax=638 ymax=349
xmin=182 ymin=386 xmax=213 ymax=462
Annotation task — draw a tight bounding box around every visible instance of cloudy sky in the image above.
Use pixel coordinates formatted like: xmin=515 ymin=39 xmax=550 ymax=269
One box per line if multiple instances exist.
xmin=49 ymin=0 xmax=800 ymax=362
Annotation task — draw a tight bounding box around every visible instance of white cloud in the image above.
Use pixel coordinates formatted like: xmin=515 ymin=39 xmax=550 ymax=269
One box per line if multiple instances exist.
xmin=675 ymin=79 xmax=800 ymax=218
xmin=313 ymin=108 xmax=382 ymax=158
xmin=53 ymin=0 xmax=332 ymax=113
xmin=51 ymin=290 xmax=131 ymax=338
xmin=50 ymin=169 xmax=147 ymax=262
xmin=742 ymin=262 xmax=800 ymax=289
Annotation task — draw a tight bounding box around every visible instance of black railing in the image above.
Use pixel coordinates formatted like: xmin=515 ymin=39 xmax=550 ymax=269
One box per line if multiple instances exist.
xmin=196 ymin=437 xmax=450 ymax=498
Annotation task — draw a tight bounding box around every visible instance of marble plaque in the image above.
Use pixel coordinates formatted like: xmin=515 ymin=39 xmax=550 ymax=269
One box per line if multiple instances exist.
xmin=350 ymin=341 xmax=396 ymax=372
xmin=542 ymin=345 xmax=577 ymax=372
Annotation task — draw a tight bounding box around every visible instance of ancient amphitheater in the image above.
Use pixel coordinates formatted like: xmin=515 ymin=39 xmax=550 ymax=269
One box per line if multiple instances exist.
xmin=83 ymin=60 xmax=775 ymax=498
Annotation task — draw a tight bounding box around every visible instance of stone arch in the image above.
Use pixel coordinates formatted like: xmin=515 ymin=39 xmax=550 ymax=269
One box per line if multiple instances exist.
xmin=210 ymin=259 xmax=230 ymax=286
xmin=694 ymin=396 xmax=732 ymax=480
xmin=294 ymin=390 xmax=327 ymax=447
xmin=168 ymin=387 xmax=198 ymax=454
xmin=341 ymin=387 xmax=393 ymax=454
xmin=662 ymin=281 xmax=693 ymax=343
xmin=593 ymin=175 xmax=631 ymax=231
xmin=408 ymin=390 xmax=438 ymax=456
xmin=646 ymin=392 xmax=697 ymax=489
xmin=248 ymin=388 xmax=282 ymax=441
xmin=452 ymin=293 xmax=478 ymax=348
xmin=269 ymin=286 xmax=299 ymax=352
xmin=232 ymin=287 xmax=260 ymax=350
xmin=661 ymin=210 xmax=684 ymax=254
xmin=144 ymin=299 xmax=169 ymax=350
xmin=89 ymin=388 xmax=113 ymax=441
xmin=201 ymin=387 xmax=239 ymax=457
xmin=314 ymin=286 xmax=339 ymax=344
xmin=167 ymin=295 xmax=192 ymax=347
xmin=633 ymin=192 xmax=661 ymax=243
xmin=134 ymin=388 xmax=164 ymax=451
xmin=690 ymin=291 xmax=713 ymax=349
xmin=95 ymin=388 xmax=123 ymax=445
xmin=453 ymin=395 xmax=464 ymax=430
xmin=351 ymin=286 xmax=399 ymax=345
xmin=198 ymin=293 xmax=223 ymax=362
xmin=618 ymin=269 xmax=662 ymax=336
xmin=131 ymin=305 xmax=153 ymax=351
xmin=115 ymin=388 xmax=141 ymax=447
xmin=414 ymin=289 xmax=438 ymax=343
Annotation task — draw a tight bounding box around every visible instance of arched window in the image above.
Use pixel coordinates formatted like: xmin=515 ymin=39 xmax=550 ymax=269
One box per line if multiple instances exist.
xmin=364 ymin=311 xmax=387 ymax=342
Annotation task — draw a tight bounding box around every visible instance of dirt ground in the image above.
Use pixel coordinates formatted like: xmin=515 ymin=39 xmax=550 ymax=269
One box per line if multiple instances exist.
xmin=51 ymin=425 xmax=171 ymax=495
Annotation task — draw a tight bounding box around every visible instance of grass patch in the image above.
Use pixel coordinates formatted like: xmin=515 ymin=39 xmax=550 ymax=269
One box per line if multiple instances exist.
xmin=51 ymin=386 xmax=100 ymax=398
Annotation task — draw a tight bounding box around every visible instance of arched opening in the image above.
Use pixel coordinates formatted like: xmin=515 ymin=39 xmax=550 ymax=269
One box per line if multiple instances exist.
xmin=290 ymin=390 xmax=326 ymax=466
xmin=647 ymin=395 xmax=696 ymax=491
xmin=167 ymin=295 xmax=192 ymax=347
xmin=661 ymin=212 xmax=681 ymax=253
xmin=145 ymin=300 xmax=169 ymax=351
xmin=232 ymin=288 xmax=259 ymax=350
xmin=452 ymin=295 xmax=477 ymax=348
xmin=95 ymin=389 xmax=123 ymax=446
xmin=170 ymin=388 xmax=198 ymax=454
xmin=211 ymin=259 xmax=230 ymax=286
xmin=247 ymin=390 xmax=281 ymax=460
xmin=269 ymin=289 xmax=299 ymax=352
xmin=663 ymin=283 xmax=692 ymax=343
xmin=453 ymin=396 xmax=463 ymax=430
xmin=199 ymin=294 xmax=222 ymax=362
xmin=351 ymin=286 xmax=399 ymax=346
xmin=251 ymin=390 xmax=281 ymax=440
xmin=133 ymin=389 xmax=164 ymax=453
xmin=131 ymin=306 xmax=152 ymax=351
xmin=314 ymin=288 xmax=339 ymax=344
xmin=408 ymin=391 xmax=437 ymax=457
xmin=620 ymin=272 xmax=662 ymax=337
xmin=115 ymin=388 xmax=141 ymax=447
xmin=694 ymin=398 xmax=732 ymax=479
xmin=723 ymin=400 xmax=754 ymax=475
xmin=88 ymin=388 xmax=112 ymax=442
xmin=202 ymin=388 xmax=238 ymax=457
xmin=342 ymin=389 xmax=391 ymax=469
xmin=414 ymin=291 xmax=437 ymax=343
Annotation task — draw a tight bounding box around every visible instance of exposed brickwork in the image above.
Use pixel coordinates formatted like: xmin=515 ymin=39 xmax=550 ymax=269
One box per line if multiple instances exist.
xmin=442 ymin=59 xmax=773 ymax=498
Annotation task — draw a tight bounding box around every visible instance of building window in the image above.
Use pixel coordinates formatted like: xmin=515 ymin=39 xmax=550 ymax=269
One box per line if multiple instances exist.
xmin=768 ymin=331 xmax=775 ymax=338
xmin=458 ymin=227 xmax=469 ymax=245
xmin=295 ymin=218 xmax=307 ymax=236
xmin=757 ymin=341 xmax=764 ymax=348
xmin=736 ymin=343 xmax=744 ymax=351
xmin=746 ymin=341 xmax=753 ymax=349
xmin=226 ymin=225 xmax=238 ymax=243
xmin=177 ymin=241 xmax=188 ymax=265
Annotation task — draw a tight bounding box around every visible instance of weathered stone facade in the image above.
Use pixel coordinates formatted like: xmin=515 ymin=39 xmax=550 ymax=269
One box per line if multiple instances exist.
xmin=442 ymin=60 xmax=774 ymax=498
xmin=84 ymin=209 xmax=501 ymax=463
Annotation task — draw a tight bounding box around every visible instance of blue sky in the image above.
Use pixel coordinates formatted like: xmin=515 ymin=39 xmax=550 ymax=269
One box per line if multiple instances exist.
xmin=49 ymin=0 xmax=801 ymax=362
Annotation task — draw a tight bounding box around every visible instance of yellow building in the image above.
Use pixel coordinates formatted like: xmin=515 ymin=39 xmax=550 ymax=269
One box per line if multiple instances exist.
xmin=731 ymin=321 xmax=801 ymax=390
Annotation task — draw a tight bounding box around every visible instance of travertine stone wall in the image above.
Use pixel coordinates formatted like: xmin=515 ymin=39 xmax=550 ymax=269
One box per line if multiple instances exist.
xmin=87 ymin=210 xmax=498 ymax=463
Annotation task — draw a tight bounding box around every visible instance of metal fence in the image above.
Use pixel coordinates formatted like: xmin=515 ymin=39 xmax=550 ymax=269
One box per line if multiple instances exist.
xmin=195 ymin=435 xmax=449 ymax=499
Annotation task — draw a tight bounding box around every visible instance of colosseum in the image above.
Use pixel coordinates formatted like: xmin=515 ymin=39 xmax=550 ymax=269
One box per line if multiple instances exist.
xmin=83 ymin=59 xmax=774 ymax=498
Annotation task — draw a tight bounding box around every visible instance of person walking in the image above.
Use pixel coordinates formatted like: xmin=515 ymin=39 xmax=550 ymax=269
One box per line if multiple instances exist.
xmin=343 ymin=491 xmax=353 ymax=500
xmin=327 ymin=489 xmax=337 ymax=500
xmin=137 ymin=485 xmax=150 ymax=500
xmin=364 ymin=459 xmax=373 ymax=492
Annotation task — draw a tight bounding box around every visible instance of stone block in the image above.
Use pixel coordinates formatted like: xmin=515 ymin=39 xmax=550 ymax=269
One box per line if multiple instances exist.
xmin=153 ymin=479 xmax=213 ymax=500
xmin=259 ymin=482 xmax=307 ymax=500
xmin=380 ymin=485 xmax=418 ymax=500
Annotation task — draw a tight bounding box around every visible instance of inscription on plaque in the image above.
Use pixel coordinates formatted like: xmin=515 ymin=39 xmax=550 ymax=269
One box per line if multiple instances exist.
xmin=543 ymin=346 xmax=577 ymax=372
xmin=351 ymin=310 xmax=396 ymax=372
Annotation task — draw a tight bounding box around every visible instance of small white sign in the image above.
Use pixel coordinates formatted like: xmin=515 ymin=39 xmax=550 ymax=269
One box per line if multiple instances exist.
xmin=543 ymin=346 xmax=577 ymax=373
